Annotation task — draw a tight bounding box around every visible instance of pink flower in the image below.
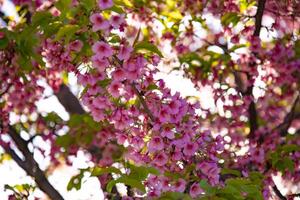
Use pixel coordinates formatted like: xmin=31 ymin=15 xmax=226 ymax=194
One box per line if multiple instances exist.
xmin=91 ymin=109 xmax=105 ymax=122
xmin=148 ymin=136 xmax=164 ymax=152
xmin=90 ymin=13 xmax=110 ymax=32
xmin=151 ymin=55 xmax=160 ymax=66
xmin=168 ymin=99 xmax=181 ymax=115
xmin=91 ymin=55 xmax=109 ymax=72
xmin=92 ymin=96 xmax=107 ymax=109
xmin=117 ymin=45 xmax=133 ymax=60
xmin=158 ymin=107 xmax=170 ymax=123
xmin=98 ymin=0 xmax=113 ymax=9
xmin=171 ymin=150 xmax=182 ymax=161
xmin=153 ymin=152 xmax=168 ymax=166
xmin=189 ymin=182 xmax=203 ymax=198
xmin=112 ymin=68 xmax=126 ymax=81
xmin=116 ymin=133 xmax=127 ymax=145
xmin=68 ymin=40 xmax=83 ymax=52
xmin=161 ymin=126 xmax=174 ymax=139
xmin=197 ymin=161 xmax=220 ymax=185
xmin=108 ymin=81 xmax=122 ymax=97
xmin=172 ymin=178 xmax=186 ymax=192
xmin=110 ymin=14 xmax=125 ymax=29
xmin=92 ymin=41 xmax=113 ymax=58
xmin=183 ymin=142 xmax=198 ymax=156
xmin=160 ymin=177 xmax=171 ymax=192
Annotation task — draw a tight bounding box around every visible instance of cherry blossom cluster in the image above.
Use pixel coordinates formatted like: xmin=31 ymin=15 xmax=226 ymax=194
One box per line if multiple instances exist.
xmin=72 ymin=1 xmax=225 ymax=197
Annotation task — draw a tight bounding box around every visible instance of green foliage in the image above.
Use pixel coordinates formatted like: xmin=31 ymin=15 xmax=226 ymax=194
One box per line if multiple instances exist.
xmin=67 ymin=169 xmax=87 ymax=191
xmin=158 ymin=192 xmax=192 ymax=200
xmin=221 ymin=12 xmax=241 ymax=27
xmin=80 ymin=0 xmax=96 ymax=12
xmin=221 ymin=168 xmax=242 ymax=177
xmin=91 ymin=166 xmax=122 ymax=176
xmin=0 ymin=31 xmax=9 ymax=49
xmin=107 ymin=175 xmax=146 ymax=193
xmin=55 ymin=24 xmax=80 ymax=43
xmin=105 ymin=164 xmax=160 ymax=194
xmin=5 ymin=184 xmax=36 ymax=199
xmin=267 ymin=144 xmax=299 ymax=174
xmin=134 ymin=41 xmax=163 ymax=57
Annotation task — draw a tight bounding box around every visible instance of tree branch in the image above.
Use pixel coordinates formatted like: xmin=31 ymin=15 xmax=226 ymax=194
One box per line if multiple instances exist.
xmin=275 ymin=94 xmax=300 ymax=136
xmin=272 ymin=184 xmax=287 ymax=200
xmin=130 ymin=82 xmax=156 ymax=122
xmin=1 ymin=125 xmax=64 ymax=200
xmin=54 ymin=84 xmax=85 ymax=115
xmin=254 ymin=0 xmax=266 ymax=37
xmin=247 ymin=0 xmax=267 ymax=138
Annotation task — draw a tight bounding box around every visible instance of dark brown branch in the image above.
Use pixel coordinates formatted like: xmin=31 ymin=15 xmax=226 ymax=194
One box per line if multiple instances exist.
xmin=272 ymin=184 xmax=287 ymax=200
xmin=54 ymin=84 xmax=85 ymax=115
xmin=130 ymin=82 xmax=156 ymax=122
xmin=254 ymin=0 xmax=267 ymax=37
xmin=247 ymin=0 xmax=267 ymax=138
xmin=1 ymin=125 xmax=64 ymax=200
xmin=0 ymin=83 xmax=12 ymax=98
xmin=276 ymin=94 xmax=300 ymax=136
xmin=248 ymin=100 xmax=258 ymax=138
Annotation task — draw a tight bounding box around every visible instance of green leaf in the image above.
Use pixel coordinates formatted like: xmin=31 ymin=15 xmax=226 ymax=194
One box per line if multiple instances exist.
xmin=106 ymin=176 xmax=146 ymax=193
xmin=31 ymin=11 xmax=53 ymax=28
xmin=0 ymin=36 xmax=9 ymax=49
xmin=108 ymin=5 xmax=125 ymax=13
xmin=159 ymin=192 xmax=192 ymax=200
xmin=134 ymin=41 xmax=163 ymax=57
xmin=281 ymin=144 xmax=300 ymax=153
xmin=55 ymin=0 xmax=72 ymax=15
xmin=68 ymin=114 xmax=84 ymax=127
xmin=146 ymin=84 xmax=159 ymax=91
xmin=199 ymin=180 xmax=216 ymax=195
xmin=55 ymin=24 xmax=79 ymax=43
xmin=128 ymin=164 xmax=160 ymax=181
xmin=221 ymin=12 xmax=240 ymax=27
xmin=221 ymin=168 xmax=241 ymax=177
xmin=229 ymin=44 xmax=246 ymax=52
xmin=56 ymin=134 xmax=73 ymax=148
xmin=91 ymin=167 xmax=122 ymax=176
xmin=43 ymin=21 xmax=63 ymax=37
xmin=67 ymin=173 xmax=84 ymax=191
xmin=80 ymin=0 xmax=95 ymax=12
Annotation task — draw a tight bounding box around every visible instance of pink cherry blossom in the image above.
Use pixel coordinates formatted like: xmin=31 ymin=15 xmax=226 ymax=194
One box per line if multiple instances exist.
xmin=108 ymin=81 xmax=122 ymax=97
xmin=91 ymin=55 xmax=110 ymax=72
xmin=117 ymin=45 xmax=133 ymax=60
xmin=183 ymin=142 xmax=198 ymax=156
xmin=148 ymin=136 xmax=164 ymax=152
xmin=189 ymin=182 xmax=203 ymax=198
xmin=153 ymin=152 xmax=168 ymax=166
xmin=161 ymin=126 xmax=175 ymax=139
xmin=172 ymin=178 xmax=186 ymax=192
xmin=90 ymin=13 xmax=110 ymax=32
xmin=98 ymin=0 xmax=113 ymax=9
xmin=68 ymin=40 xmax=83 ymax=52
xmin=110 ymin=14 xmax=125 ymax=29
xmin=92 ymin=41 xmax=113 ymax=58
xmin=112 ymin=68 xmax=126 ymax=81
xmin=91 ymin=109 xmax=105 ymax=122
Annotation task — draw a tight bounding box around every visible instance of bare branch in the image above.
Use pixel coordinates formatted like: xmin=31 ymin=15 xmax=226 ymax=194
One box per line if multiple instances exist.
xmin=54 ymin=84 xmax=85 ymax=115
xmin=130 ymin=82 xmax=156 ymax=122
xmin=275 ymin=94 xmax=300 ymax=136
xmin=254 ymin=0 xmax=267 ymax=37
xmin=247 ymin=0 xmax=267 ymax=138
xmin=2 ymin=124 xmax=64 ymax=200
xmin=272 ymin=184 xmax=287 ymax=200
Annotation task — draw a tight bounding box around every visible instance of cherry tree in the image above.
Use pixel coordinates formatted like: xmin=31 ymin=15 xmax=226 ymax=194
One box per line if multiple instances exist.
xmin=0 ymin=0 xmax=300 ymax=199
